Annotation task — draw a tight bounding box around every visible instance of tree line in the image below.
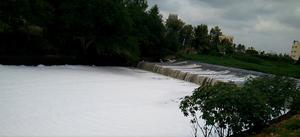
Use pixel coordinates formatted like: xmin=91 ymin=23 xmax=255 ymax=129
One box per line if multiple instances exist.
xmin=0 ymin=0 xmax=294 ymax=65
xmin=0 ymin=0 xmax=166 ymax=65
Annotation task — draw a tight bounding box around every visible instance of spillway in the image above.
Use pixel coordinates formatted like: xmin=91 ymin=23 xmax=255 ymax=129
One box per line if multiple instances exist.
xmin=138 ymin=61 xmax=257 ymax=85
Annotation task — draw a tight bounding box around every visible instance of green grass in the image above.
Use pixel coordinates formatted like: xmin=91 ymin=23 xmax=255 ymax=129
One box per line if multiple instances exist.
xmin=254 ymin=115 xmax=300 ymax=137
xmin=181 ymin=54 xmax=300 ymax=78
xmin=284 ymin=118 xmax=300 ymax=130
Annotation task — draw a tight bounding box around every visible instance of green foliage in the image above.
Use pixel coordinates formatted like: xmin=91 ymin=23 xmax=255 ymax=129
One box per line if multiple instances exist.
xmin=0 ymin=0 xmax=170 ymax=65
xmin=166 ymin=14 xmax=184 ymax=33
xmin=193 ymin=24 xmax=210 ymax=53
xmin=236 ymin=44 xmax=246 ymax=53
xmin=244 ymin=76 xmax=300 ymax=116
xmin=180 ymin=76 xmax=300 ymax=137
xmin=164 ymin=31 xmax=181 ymax=53
xmin=164 ymin=14 xmax=185 ymax=54
xmin=245 ymin=47 xmax=259 ymax=55
xmin=209 ymin=26 xmax=222 ymax=53
xmin=0 ymin=0 xmax=295 ymax=66
xmin=179 ymin=25 xmax=194 ymax=48
xmin=0 ymin=21 xmax=10 ymax=32
xmin=131 ymin=4 xmax=166 ymax=59
xmin=223 ymin=44 xmax=235 ymax=55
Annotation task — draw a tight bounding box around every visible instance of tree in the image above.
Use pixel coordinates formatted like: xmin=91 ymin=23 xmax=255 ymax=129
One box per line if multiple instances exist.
xmin=245 ymin=47 xmax=259 ymax=55
xmin=94 ymin=0 xmax=140 ymax=64
xmin=209 ymin=26 xmax=222 ymax=54
xmin=0 ymin=0 xmax=180 ymax=65
xmin=138 ymin=5 xmax=166 ymax=59
xmin=45 ymin=0 xmax=141 ymax=64
xmin=165 ymin=14 xmax=185 ymax=53
xmin=236 ymin=44 xmax=246 ymax=53
xmin=193 ymin=24 xmax=210 ymax=53
xmin=179 ymin=25 xmax=194 ymax=48
xmin=123 ymin=0 xmax=148 ymax=10
xmin=165 ymin=14 xmax=184 ymax=33
xmin=0 ymin=0 xmax=53 ymax=55
xmin=224 ymin=44 xmax=235 ymax=55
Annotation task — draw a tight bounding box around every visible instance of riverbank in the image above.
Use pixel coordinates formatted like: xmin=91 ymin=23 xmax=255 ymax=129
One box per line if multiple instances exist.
xmin=180 ymin=54 xmax=300 ymax=78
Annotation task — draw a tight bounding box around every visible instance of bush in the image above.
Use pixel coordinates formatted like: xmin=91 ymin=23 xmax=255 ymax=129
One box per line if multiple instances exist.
xmin=244 ymin=76 xmax=299 ymax=116
xmin=180 ymin=76 xmax=300 ymax=137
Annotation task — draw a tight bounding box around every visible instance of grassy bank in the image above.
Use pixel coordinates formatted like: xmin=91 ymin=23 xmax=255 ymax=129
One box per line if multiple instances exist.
xmin=248 ymin=114 xmax=300 ymax=137
xmin=180 ymin=54 xmax=300 ymax=78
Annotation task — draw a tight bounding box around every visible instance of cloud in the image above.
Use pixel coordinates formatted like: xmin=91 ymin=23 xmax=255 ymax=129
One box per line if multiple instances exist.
xmin=148 ymin=0 xmax=300 ymax=53
xmin=253 ymin=18 xmax=294 ymax=33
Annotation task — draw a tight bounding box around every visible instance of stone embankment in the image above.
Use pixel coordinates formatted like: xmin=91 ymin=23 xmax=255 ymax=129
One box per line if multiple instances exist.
xmin=138 ymin=61 xmax=256 ymax=85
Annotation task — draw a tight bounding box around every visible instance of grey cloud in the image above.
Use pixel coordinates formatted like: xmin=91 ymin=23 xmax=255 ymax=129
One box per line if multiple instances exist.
xmin=277 ymin=10 xmax=300 ymax=29
xmin=148 ymin=0 xmax=300 ymax=53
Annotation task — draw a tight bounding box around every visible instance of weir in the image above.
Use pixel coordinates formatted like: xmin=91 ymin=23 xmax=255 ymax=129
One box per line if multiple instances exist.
xmin=138 ymin=62 xmax=224 ymax=85
xmin=137 ymin=61 xmax=258 ymax=85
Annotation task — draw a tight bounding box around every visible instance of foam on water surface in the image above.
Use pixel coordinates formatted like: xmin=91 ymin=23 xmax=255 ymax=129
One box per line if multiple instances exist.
xmin=0 ymin=65 xmax=199 ymax=137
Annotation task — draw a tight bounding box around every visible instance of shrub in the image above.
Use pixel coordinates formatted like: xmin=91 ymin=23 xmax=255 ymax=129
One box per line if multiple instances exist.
xmin=180 ymin=76 xmax=300 ymax=137
xmin=244 ymin=76 xmax=300 ymax=116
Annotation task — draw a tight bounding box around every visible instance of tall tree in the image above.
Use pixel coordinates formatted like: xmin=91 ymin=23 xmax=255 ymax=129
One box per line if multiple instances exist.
xmin=134 ymin=5 xmax=166 ymax=59
xmin=165 ymin=14 xmax=185 ymax=53
xmin=165 ymin=14 xmax=184 ymax=33
xmin=179 ymin=25 xmax=194 ymax=48
xmin=194 ymin=24 xmax=210 ymax=53
xmin=210 ymin=26 xmax=222 ymax=53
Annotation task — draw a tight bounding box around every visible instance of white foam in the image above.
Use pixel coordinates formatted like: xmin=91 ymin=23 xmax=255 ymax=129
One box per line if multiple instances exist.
xmin=0 ymin=65 xmax=198 ymax=137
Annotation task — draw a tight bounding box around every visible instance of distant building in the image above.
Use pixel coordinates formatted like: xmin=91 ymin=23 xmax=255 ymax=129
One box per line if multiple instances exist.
xmin=168 ymin=14 xmax=178 ymax=20
xmin=291 ymin=40 xmax=300 ymax=60
xmin=219 ymin=35 xmax=234 ymax=44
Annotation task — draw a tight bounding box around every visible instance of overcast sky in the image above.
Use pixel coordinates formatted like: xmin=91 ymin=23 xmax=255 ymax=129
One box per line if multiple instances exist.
xmin=148 ymin=0 xmax=300 ymax=54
